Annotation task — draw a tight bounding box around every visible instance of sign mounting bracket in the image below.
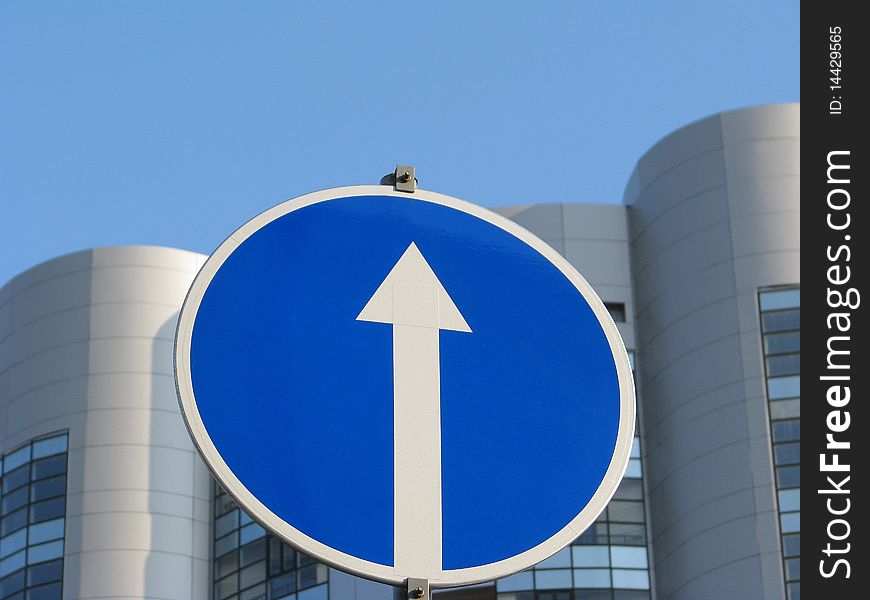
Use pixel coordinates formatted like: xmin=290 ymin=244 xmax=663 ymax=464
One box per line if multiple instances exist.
xmin=380 ymin=164 xmax=417 ymax=193
xmin=394 ymin=578 xmax=430 ymax=600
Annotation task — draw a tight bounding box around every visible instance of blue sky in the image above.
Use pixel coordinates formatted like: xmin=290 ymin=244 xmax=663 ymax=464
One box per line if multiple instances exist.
xmin=1 ymin=1 xmax=798 ymax=285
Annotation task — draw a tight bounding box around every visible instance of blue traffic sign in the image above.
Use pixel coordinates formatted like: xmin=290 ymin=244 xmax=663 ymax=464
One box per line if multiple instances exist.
xmin=175 ymin=186 xmax=634 ymax=587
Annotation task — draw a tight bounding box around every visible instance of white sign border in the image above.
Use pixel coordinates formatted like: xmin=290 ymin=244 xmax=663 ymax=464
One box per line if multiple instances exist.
xmin=174 ymin=185 xmax=636 ymax=588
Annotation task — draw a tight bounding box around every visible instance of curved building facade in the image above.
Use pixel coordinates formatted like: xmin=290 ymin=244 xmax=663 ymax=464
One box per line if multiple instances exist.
xmin=0 ymin=247 xmax=213 ymax=599
xmin=1 ymin=102 xmax=799 ymax=600
xmin=624 ymin=103 xmax=800 ymax=600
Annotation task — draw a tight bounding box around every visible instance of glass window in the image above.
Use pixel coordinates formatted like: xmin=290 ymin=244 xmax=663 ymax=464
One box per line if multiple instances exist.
xmin=787 ymin=582 xmax=800 ymax=600
xmin=536 ymin=592 xmax=573 ymax=600
xmin=764 ymin=332 xmax=800 ymax=355
xmin=630 ymin=438 xmax=641 ymax=459
xmin=497 ymin=592 xmax=536 ymax=600
xmin=26 ymin=540 xmax=64 ymax=565
xmin=29 ymin=498 xmax=65 ymax=524
xmin=240 ymin=538 xmax=267 ymax=568
xmin=781 ymin=512 xmax=800 ymax=534
xmin=30 ymin=456 xmax=67 ymax=482
xmin=782 ymin=534 xmax=800 ymax=558
xmin=0 ymin=569 xmax=25 ymax=597
xmin=610 ymin=547 xmax=648 ymax=569
xmin=297 ymin=553 xmax=314 ymax=568
xmin=536 ymin=547 xmax=571 ymax=569
xmin=766 ymin=354 xmax=800 ymax=377
xmin=214 ymin=573 xmax=238 ymax=600
xmin=774 ymin=442 xmax=800 ymax=465
xmin=534 ymin=569 xmax=573 ymax=589
xmin=240 ymin=582 xmax=266 ymax=600
xmin=27 ymin=520 xmax=64 ymax=546
xmin=605 ymin=303 xmax=627 ymax=322
xmin=497 ymin=570 xmax=534 ymax=592
xmin=778 ymin=489 xmax=800 ymax=512
xmin=268 ymin=572 xmax=295 ymax=597
xmin=213 ymin=484 xmax=327 ymax=600
xmin=2 ymin=466 xmax=29 ymax=495
xmin=0 ymin=529 xmax=27 ymax=559
xmin=767 ymin=376 xmax=800 ymax=400
xmin=283 ymin=545 xmax=297 ymax=571
xmin=297 ymin=564 xmax=327 ymax=589
xmin=29 ymin=476 xmax=66 ymax=504
xmin=27 ymin=560 xmax=63 ymax=585
xmin=31 ymin=437 xmax=68 ymax=461
xmin=761 ymin=309 xmax=800 ymax=333
xmin=214 ymin=510 xmax=239 ymax=539
xmin=776 ymin=466 xmax=800 ymax=489
xmin=214 ymin=532 xmax=239 ymax=558
xmin=297 ymin=584 xmax=328 ymax=600
xmin=2 ymin=448 xmax=31 ymax=475
xmin=770 ymin=399 xmax=800 ymax=420
xmin=760 ymin=289 xmax=800 ymax=311
xmin=1 ymin=508 xmax=27 ymax=537
xmin=2 ymin=487 xmax=29 ymax=517
xmin=772 ymin=420 xmax=800 ymax=442
xmin=611 ymin=569 xmax=649 ymax=590
xmin=609 ymin=523 xmax=646 ymax=547
xmin=25 ymin=580 xmax=62 ymax=600
xmin=239 ymin=522 xmax=265 ymax=545
xmin=574 ymin=521 xmax=608 ymax=545
xmin=614 ymin=479 xmax=643 ymax=501
xmin=215 ymin=550 xmax=238 ymax=579
xmin=0 ymin=549 xmax=26 ymax=578
xmin=572 ymin=569 xmax=611 ymax=588
xmin=785 ymin=558 xmax=800 ymax=582
xmin=214 ymin=493 xmax=236 ymax=517
xmin=571 ymin=546 xmax=609 ymax=567
xmin=613 ymin=591 xmax=651 ymax=600
xmin=239 ymin=560 xmax=266 ymax=589
xmin=607 ymin=501 xmax=645 ymax=524
xmin=575 ymin=590 xmax=612 ymax=600
xmin=0 ymin=434 xmax=67 ymax=598
xmin=760 ymin=287 xmax=800 ymax=600
xmin=625 ymin=459 xmax=642 ymax=478
xmin=268 ymin=538 xmax=283 ymax=575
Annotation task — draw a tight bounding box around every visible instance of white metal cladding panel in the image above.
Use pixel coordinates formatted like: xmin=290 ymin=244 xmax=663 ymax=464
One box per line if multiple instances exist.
xmin=722 ymin=114 xmax=800 ymax=600
xmin=626 ymin=104 xmax=798 ymax=600
xmin=630 ymin=186 xmax=731 ymax=276
xmin=634 ymin=113 xmax=724 ymax=188
xmin=720 ymin=103 xmax=799 ymax=146
xmin=563 ymin=239 xmax=633 ymax=287
xmin=561 ymin=203 xmax=630 ymax=241
xmin=1 ymin=250 xmax=93 ymax=455
xmin=1 ymin=247 xmax=212 ymax=600
xmin=494 ymin=203 xmax=565 ymax=240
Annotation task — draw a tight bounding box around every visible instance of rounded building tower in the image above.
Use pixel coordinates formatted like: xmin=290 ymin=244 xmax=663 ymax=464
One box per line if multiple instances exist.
xmin=0 ymin=246 xmax=212 ymax=599
xmin=624 ymin=104 xmax=800 ymax=599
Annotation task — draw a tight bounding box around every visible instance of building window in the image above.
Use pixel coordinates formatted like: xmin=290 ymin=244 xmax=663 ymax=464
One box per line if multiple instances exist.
xmin=433 ymin=586 xmax=496 ymax=600
xmin=213 ymin=483 xmax=328 ymax=600
xmin=0 ymin=432 xmax=69 ymax=600
xmin=759 ymin=286 xmax=799 ymax=600
xmin=604 ymin=303 xmax=627 ymax=323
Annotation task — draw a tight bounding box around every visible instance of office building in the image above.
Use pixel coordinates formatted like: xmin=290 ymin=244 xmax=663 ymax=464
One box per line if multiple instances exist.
xmin=0 ymin=103 xmax=798 ymax=600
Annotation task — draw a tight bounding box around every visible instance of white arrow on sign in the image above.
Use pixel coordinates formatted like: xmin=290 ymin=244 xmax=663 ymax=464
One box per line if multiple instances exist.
xmin=357 ymin=242 xmax=472 ymax=577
